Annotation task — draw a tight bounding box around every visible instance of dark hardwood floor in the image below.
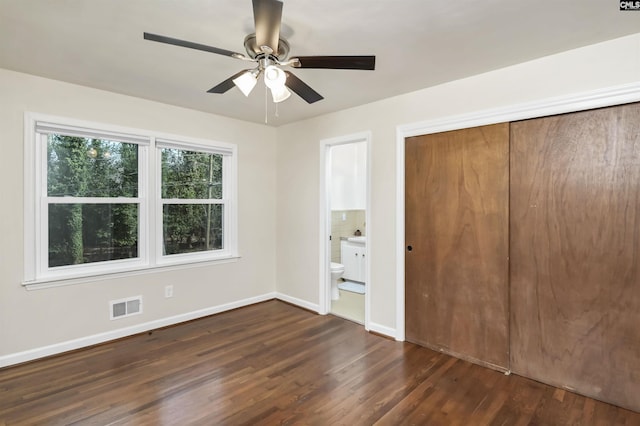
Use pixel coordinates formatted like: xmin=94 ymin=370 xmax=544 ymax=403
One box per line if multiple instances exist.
xmin=1 ymin=300 xmax=639 ymax=425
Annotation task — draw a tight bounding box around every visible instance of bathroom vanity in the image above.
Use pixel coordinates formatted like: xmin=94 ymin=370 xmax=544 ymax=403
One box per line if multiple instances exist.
xmin=340 ymin=237 xmax=366 ymax=283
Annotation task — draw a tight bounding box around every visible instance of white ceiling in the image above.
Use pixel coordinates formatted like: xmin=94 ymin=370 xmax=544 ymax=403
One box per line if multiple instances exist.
xmin=1 ymin=1 xmax=638 ymax=126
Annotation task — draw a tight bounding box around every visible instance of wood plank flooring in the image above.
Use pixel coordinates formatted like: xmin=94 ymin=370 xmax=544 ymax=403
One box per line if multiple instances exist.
xmin=1 ymin=300 xmax=639 ymax=425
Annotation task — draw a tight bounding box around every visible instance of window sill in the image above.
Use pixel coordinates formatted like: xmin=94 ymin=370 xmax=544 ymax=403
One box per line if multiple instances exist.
xmin=22 ymin=255 xmax=241 ymax=291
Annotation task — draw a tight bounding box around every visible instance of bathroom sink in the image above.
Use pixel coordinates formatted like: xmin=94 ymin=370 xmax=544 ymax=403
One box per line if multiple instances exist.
xmin=347 ymin=236 xmax=366 ymax=243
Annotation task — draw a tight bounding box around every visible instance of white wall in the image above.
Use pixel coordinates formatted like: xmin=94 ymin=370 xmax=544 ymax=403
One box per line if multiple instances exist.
xmin=0 ymin=69 xmax=277 ymax=362
xmin=331 ymin=141 xmax=366 ymax=211
xmin=276 ymin=33 xmax=640 ymax=334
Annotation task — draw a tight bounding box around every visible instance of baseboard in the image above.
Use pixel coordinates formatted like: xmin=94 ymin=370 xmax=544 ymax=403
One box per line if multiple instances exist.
xmin=273 ymin=293 xmax=397 ymax=340
xmin=368 ymin=321 xmax=398 ymax=340
xmin=275 ymin=292 xmax=320 ymax=313
xmin=0 ymin=292 xmax=277 ymax=368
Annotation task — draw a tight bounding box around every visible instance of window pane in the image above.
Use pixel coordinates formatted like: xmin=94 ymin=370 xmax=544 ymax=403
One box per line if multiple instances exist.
xmin=48 ymin=204 xmax=139 ymax=267
xmin=163 ymin=204 xmax=223 ymax=255
xmin=47 ymin=134 xmax=138 ymax=197
xmin=161 ymin=148 xmax=222 ymax=199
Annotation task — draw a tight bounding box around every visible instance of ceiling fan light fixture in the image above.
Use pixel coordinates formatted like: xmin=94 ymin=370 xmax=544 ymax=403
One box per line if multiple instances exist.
xmin=263 ymin=65 xmax=286 ymax=90
xmin=270 ymin=85 xmax=291 ymax=103
xmin=263 ymin=64 xmax=290 ymax=103
xmin=232 ymin=70 xmax=258 ymax=96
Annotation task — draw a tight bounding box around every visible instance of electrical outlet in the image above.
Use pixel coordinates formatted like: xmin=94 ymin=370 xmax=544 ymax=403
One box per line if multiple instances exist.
xmin=165 ymin=285 xmax=174 ymax=298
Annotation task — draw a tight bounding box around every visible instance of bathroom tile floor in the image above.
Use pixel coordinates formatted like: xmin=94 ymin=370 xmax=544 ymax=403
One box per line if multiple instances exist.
xmin=331 ymin=287 xmax=365 ymax=324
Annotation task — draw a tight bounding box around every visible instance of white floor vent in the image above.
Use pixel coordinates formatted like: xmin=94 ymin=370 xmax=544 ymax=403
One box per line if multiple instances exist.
xmin=110 ymin=296 xmax=143 ymax=320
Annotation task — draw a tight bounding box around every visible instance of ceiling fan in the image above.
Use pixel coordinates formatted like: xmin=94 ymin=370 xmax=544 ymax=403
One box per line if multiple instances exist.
xmin=143 ymin=0 xmax=375 ymax=104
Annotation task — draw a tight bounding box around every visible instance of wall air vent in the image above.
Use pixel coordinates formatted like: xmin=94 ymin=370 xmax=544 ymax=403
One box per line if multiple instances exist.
xmin=110 ymin=296 xmax=143 ymax=320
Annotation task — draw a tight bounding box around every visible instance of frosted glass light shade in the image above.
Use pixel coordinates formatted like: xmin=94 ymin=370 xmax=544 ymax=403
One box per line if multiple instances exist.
xmin=264 ymin=65 xmax=286 ymax=89
xmin=233 ymin=71 xmax=258 ymax=97
xmin=264 ymin=65 xmax=290 ymax=103
xmin=270 ymin=86 xmax=291 ymax=103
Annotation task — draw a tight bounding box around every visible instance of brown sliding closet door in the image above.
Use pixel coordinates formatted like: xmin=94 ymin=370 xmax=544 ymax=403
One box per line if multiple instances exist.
xmin=510 ymin=103 xmax=640 ymax=412
xmin=405 ymin=123 xmax=509 ymax=369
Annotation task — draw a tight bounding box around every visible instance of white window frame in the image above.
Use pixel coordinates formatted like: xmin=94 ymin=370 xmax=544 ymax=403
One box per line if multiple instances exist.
xmin=154 ymin=138 xmax=237 ymax=266
xmin=24 ymin=113 xmax=238 ymax=288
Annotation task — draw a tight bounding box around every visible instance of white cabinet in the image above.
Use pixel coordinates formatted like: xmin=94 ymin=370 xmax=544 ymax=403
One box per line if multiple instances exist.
xmin=341 ymin=240 xmax=366 ymax=283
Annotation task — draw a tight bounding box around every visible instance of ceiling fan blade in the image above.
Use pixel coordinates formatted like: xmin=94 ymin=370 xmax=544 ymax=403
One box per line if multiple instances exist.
xmin=284 ymin=71 xmax=323 ymax=104
xmin=292 ymin=56 xmax=376 ymax=70
xmin=144 ymin=32 xmax=245 ymax=59
xmin=207 ymin=70 xmax=252 ymax=94
xmin=253 ymin=0 xmax=282 ymax=54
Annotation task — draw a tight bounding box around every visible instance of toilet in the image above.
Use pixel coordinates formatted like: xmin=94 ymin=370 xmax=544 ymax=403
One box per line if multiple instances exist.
xmin=330 ymin=262 xmax=344 ymax=300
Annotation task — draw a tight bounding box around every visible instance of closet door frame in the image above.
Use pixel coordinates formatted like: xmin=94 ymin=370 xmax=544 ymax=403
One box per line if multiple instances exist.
xmin=394 ymin=82 xmax=640 ymax=342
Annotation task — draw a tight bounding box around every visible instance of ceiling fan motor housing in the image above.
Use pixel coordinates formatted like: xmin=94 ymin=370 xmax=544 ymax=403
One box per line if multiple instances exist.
xmin=244 ymin=33 xmax=290 ymax=60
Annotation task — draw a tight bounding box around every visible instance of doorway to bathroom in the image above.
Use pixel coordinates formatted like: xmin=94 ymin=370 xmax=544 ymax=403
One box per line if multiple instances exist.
xmin=319 ymin=132 xmax=370 ymax=328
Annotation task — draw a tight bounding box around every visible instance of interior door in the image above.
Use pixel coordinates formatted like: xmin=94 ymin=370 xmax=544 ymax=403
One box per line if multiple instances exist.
xmin=405 ymin=123 xmax=510 ymax=369
xmin=510 ymin=103 xmax=640 ymax=412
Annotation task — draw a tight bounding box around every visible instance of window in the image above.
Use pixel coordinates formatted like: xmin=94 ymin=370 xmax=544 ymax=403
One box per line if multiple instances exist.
xmin=47 ymin=135 xmax=141 ymax=268
xmin=156 ymin=140 xmax=234 ymax=263
xmin=24 ymin=114 xmax=237 ymax=285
